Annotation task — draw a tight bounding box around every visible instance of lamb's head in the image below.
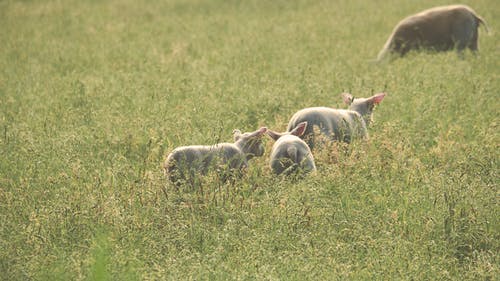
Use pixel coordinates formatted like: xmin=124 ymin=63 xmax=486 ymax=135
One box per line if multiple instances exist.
xmin=342 ymin=92 xmax=386 ymax=126
xmin=233 ymin=127 xmax=267 ymax=159
xmin=267 ymin=122 xmax=307 ymax=141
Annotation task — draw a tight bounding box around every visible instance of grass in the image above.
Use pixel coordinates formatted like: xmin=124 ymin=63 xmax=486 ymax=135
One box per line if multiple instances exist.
xmin=0 ymin=0 xmax=498 ymax=280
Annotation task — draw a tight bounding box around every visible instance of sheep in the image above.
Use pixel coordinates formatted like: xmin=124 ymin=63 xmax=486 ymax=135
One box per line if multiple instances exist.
xmin=377 ymin=5 xmax=489 ymax=61
xmin=267 ymin=122 xmax=316 ymax=176
xmin=287 ymin=92 xmax=386 ymax=149
xmin=164 ymin=127 xmax=267 ymax=186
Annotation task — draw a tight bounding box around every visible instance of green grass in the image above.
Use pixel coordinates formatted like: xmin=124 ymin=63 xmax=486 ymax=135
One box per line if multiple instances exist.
xmin=1 ymin=0 xmax=498 ymax=280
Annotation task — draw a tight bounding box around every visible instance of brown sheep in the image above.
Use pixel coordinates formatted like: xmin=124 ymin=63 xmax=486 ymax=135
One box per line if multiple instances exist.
xmin=377 ymin=5 xmax=488 ymax=60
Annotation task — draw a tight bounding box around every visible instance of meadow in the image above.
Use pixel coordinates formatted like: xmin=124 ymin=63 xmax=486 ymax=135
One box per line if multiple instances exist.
xmin=0 ymin=0 xmax=498 ymax=280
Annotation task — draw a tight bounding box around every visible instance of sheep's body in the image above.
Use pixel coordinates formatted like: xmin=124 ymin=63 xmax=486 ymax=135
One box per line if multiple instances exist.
xmin=267 ymin=122 xmax=316 ymax=176
xmin=287 ymin=108 xmax=367 ymax=146
xmin=164 ymin=127 xmax=266 ymax=185
xmin=287 ymin=93 xmax=385 ymax=149
xmin=164 ymin=143 xmax=246 ymax=184
xmin=269 ymin=134 xmax=316 ymax=175
xmin=377 ymin=5 xmax=488 ymax=60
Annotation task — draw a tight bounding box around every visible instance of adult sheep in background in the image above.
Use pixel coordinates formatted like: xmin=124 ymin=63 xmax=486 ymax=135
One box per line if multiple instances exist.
xmin=377 ymin=5 xmax=488 ymax=61
xmin=164 ymin=127 xmax=267 ymax=186
xmin=287 ymin=93 xmax=386 ymax=150
xmin=267 ymin=122 xmax=316 ymax=176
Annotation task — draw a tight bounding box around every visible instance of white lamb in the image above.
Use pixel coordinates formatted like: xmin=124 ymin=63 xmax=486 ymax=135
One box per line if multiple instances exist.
xmin=287 ymin=92 xmax=386 ymax=149
xmin=164 ymin=127 xmax=267 ymax=186
xmin=267 ymin=122 xmax=316 ymax=176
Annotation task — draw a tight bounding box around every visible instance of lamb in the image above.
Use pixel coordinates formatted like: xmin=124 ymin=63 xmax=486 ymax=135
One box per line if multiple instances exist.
xmin=164 ymin=127 xmax=267 ymax=186
xmin=267 ymin=122 xmax=316 ymax=176
xmin=377 ymin=5 xmax=488 ymax=61
xmin=286 ymin=92 xmax=386 ymax=149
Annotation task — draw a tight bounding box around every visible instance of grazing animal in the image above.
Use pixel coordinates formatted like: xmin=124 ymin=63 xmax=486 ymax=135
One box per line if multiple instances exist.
xmin=267 ymin=122 xmax=316 ymax=176
xmin=287 ymin=93 xmax=386 ymax=149
xmin=377 ymin=5 xmax=488 ymax=60
xmin=164 ymin=127 xmax=267 ymax=186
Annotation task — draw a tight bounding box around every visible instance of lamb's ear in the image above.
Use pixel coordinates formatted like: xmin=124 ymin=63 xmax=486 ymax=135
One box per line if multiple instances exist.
xmin=370 ymin=92 xmax=386 ymax=104
xmin=290 ymin=122 xmax=307 ymax=137
xmin=266 ymin=130 xmax=282 ymax=141
xmin=248 ymin=127 xmax=267 ymax=138
xmin=233 ymin=129 xmax=242 ymax=141
xmin=341 ymin=93 xmax=354 ymax=105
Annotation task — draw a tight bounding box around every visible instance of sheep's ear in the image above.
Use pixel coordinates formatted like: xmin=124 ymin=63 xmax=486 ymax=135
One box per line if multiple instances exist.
xmin=233 ymin=129 xmax=242 ymax=141
xmin=248 ymin=127 xmax=267 ymax=138
xmin=370 ymin=92 xmax=386 ymax=104
xmin=290 ymin=122 xmax=307 ymax=137
xmin=266 ymin=130 xmax=282 ymax=141
xmin=341 ymin=93 xmax=354 ymax=105
xmin=257 ymin=127 xmax=267 ymax=135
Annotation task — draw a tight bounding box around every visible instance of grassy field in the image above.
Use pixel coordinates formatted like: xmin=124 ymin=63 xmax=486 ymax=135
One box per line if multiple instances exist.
xmin=1 ymin=0 xmax=498 ymax=280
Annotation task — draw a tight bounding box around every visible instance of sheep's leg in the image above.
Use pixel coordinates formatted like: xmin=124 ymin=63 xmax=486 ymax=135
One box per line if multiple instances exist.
xmin=468 ymin=28 xmax=479 ymax=53
xmin=452 ymin=22 xmax=474 ymax=58
xmin=302 ymin=131 xmax=315 ymax=151
xmin=282 ymin=162 xmax=299 ymax=176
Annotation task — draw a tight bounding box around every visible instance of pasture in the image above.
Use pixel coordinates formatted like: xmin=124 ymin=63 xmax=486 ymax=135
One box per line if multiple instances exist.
xmin=0 ymin=0 xmax=498 ymax=279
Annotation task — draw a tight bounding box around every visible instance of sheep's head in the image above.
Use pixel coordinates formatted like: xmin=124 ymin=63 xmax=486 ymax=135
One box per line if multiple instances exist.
xmin=233 ymin=127 xmax=267 ymax=159
xmin=342 ymin=92 xmax=386 ymax=126
xmin=267 ymin=122 xmax=307 ymax=141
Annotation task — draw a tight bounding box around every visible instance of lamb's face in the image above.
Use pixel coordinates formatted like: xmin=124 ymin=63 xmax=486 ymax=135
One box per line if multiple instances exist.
xmin=349 ymin=98 xmax=376 ymax=125
xmin=243 ymin=135 xmax=265 ymax=159
xmin=234 ymin=127 xmax=267 ymax=159
xmin=342 ymin=93 xmax=386 ymax=126
xmin=349 ymin=98 xmax=374 ymax=116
